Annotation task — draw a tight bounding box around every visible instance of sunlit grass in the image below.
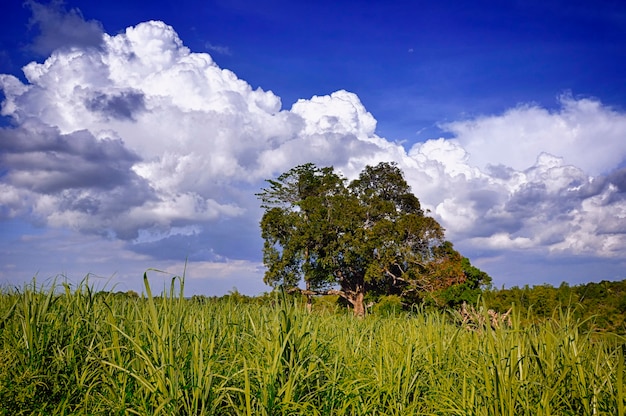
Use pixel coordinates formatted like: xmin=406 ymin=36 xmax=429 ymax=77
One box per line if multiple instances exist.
xmin=0 ymin=276 xmax=624 ymax=415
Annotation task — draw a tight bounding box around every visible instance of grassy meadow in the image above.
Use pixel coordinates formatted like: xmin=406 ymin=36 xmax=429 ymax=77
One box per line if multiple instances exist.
xmin=0 ymin=275 xmax=625 ymax=415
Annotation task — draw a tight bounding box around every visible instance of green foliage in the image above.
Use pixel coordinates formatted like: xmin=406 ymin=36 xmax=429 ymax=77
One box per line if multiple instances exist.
xmin=434 ymin=257 xmax=493 ymax=308
xmin=372 ymin=295 xmax=404 ymax=317
xmin=484 ymin=279 xmax=626 ymax=334
xmin=1 ymin=277 xmax=625 ymax=415
xmin=257 ymin=162 xmax=477 ymax=315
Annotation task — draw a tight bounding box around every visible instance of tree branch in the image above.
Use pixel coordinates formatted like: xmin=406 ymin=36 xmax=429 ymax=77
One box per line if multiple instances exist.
xmin=287 ymin=287 xmax=350 ymax=302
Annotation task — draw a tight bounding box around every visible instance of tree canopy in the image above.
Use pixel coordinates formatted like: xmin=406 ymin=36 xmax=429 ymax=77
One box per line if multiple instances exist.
xmin=257 ymin=162 xmax=485 ymax=316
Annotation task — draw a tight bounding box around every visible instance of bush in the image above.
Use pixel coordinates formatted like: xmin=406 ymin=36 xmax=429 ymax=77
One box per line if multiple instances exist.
xmin=373 ymin=295 xmax=404 ymax=317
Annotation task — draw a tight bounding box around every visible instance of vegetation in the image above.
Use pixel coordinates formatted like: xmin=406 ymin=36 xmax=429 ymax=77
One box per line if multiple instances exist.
xmin=484 ymin=279 xmax=626 ymax=334
xmin=2 ymin=162 xmax=625 ymax=414
xmin=257 ymin=162 xmax=489 ymax=316
xmin=1 ymin=276 xmax=625 ymax=415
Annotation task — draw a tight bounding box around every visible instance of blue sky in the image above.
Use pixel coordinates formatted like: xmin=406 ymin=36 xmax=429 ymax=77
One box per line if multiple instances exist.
xmin=1 ymin=0 xmax=626 ymax=295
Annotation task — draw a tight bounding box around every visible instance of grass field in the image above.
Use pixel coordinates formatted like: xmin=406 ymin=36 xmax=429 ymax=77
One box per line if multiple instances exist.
xmin=0 ymin=275 xmax=624 ymax=415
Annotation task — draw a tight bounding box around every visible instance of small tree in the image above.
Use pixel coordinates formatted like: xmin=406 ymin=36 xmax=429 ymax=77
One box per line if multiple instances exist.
xmin=258 ymin=162 xmax=469 ymax=316
xmin=432 ymin=257 xmax=493 ymax=308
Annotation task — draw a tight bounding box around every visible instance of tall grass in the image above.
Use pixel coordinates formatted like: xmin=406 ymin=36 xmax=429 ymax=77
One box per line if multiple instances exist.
xmin=0 ymin=276 xmax=624 ymax=415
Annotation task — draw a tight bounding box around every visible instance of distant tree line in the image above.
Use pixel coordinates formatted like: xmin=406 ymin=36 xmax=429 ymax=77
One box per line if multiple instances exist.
xmin=103 ymin=277 xmax=626 ymax=333
xmin=482 ymin=279 xmax=626 ymax=333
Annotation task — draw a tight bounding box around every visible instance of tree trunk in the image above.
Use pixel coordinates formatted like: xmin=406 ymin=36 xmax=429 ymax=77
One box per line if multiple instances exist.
xmin=350 ymin=284 xmax=366 ymax=317
xmin=304 ymin=247 xmax=313 ymax=313
xmin=305 ymin=280 xmax=312 ymax=313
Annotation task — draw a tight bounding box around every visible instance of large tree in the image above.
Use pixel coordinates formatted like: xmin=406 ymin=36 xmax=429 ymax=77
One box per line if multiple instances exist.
xmin=258 ymin=162 xmax=468 ymax=316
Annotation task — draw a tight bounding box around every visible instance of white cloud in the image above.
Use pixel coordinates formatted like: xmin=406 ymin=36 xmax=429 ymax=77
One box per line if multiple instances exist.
xmin=470 ymin=233 xmax=535 ymax=250
xmin=442 ymin=95 xmax=626 ymax=175
xmin=291 ymin=90 xmax=377 ymax=137
xmin=205 ymin=42 xmax=231 ymax=56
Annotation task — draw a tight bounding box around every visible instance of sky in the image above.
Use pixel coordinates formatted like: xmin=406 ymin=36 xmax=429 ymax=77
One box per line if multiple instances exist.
xmin=1 ymin=0 xmax=626 ymax=296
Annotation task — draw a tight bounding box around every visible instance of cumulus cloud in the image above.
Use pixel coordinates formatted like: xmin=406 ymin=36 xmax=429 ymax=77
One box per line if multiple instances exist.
xmin=398 ymin=95 xmax=626 ymax=263
xmin=26 ymin=0 xmax=105 ymax=55
xmin=0 ymin=121 xmax=143 ymax=193
xmin=442 ymin=95 xmax=626 ymax=175
xmin=2 ymin=8 xmax=626 ymax=289
xmin=1 ymin=19 xmax=388 ymax=251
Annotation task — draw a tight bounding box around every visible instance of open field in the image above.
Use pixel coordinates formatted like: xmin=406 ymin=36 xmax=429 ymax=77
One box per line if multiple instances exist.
xmin=0 ymin=276 xmax=624 ymax=415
